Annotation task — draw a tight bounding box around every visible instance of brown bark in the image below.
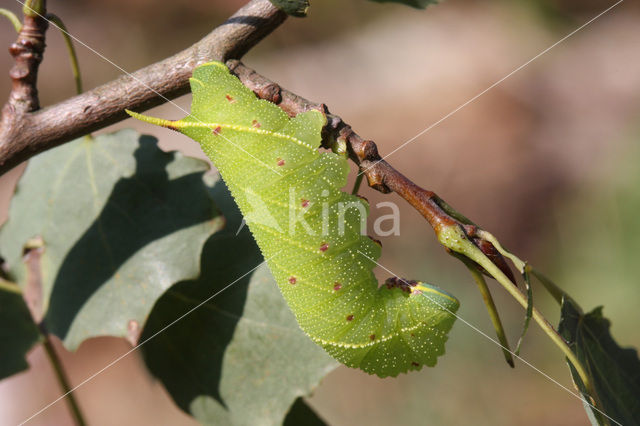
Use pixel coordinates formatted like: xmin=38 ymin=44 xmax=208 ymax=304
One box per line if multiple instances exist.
xmin=0 ymin=0 xmax=286 ymax=174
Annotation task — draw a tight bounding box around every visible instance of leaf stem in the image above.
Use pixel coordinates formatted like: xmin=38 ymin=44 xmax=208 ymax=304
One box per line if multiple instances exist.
xmin=475 ymin=231 xmax=533 ymax=355
xmin=351 ymin=172 xmax=364 ymax=195
xmin=41 ymin=333 xmax=86 ymax=426
xmin=439 ymin=225 xmax=593 ymax=394
xmin=471 ymin=250 xmax=590 ymax=391
xmin=22 ymin=0 xmax=44 ymax=17
xmin=46 ymin=13 xmax=82 ymax=95
xmin=514 ymin=264 xmax=533 ymax=355
xmin=0 ymin=8 xmax=22 ymax=32
xmin=531 ymin=268 xmax=568 ymax=306
xmin=466 ymin=265 xmax=514 ymax=367
xmin=2 ymin=280 xmax=86 ymax=423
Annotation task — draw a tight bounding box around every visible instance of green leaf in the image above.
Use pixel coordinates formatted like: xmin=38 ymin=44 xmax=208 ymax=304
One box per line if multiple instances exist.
xmin=558 ymin=297 xmax=640 ymax=425
xmin=0 ymin=281 xmax=40 ymax=380
xmin=129 ymin=61 xmax=459 ymax=378
xmin=140 ymin=180 xmax=337 ymax=426
xmin=0 ymin=130 xmax=224 ymax=350
xmin=368 ymin=0 xmax=438 ymax=9
xmin=268 ymin=0 xmax=310 ymax=17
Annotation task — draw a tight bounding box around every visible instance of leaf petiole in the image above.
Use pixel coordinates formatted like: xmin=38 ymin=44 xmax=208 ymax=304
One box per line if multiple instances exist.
xmin=466 ymin=265 xmax=515 ymax=367
xmin=351 ymin=172 xmax=364 ymax=195
xmin=437 ymin=224 xmax=593 ymax=395
xmin=46 ymin=13 xmax=83 ymax=95
xmin=41 ymin=332 xmax=86 ymax=426
xmin=475 ymin=230 xmax=533 ymax=355
xmin=0 ymin=8 xmax=22 ymax=33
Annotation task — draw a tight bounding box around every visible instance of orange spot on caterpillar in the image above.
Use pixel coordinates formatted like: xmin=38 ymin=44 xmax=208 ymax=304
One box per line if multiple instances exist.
xmin=411 ymin=362 xmax=420 ymax=367
xmin=225 ymin=94 xmax=236 ymax=103
xmin=410 ymin=333 xmax=415 ymax=337
xmin=319 ymin=243 xmax=329 ymax=252
xmin=346 ymin=314 xmax=354 ymax=321
xmin=369 ymin=334 xmax=376 ymax=340
xmin=333 ymin=282 xmax=342 ymax=291
xmin=301 ymin=199 xmax=309 ymax=208
xmin=288 ymin=276 xmax=297 ymax=285
xmin=212 ymin=126 xmax=222 ymax=135
xmin=252 ymin=119 xmax=261 ymax=128
xmin=277 ymin=158 xmax=285 ymax=166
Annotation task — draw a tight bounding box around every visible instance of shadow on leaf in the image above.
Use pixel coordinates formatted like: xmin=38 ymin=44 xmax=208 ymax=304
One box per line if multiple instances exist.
xmin=140 ymin=180 xmax=259 ymax=411
xmin=45 ymin=136 xmax=218 ymax=342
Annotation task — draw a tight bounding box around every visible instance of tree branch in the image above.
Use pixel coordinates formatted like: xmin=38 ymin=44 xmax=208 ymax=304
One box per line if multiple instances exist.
xmin=0 ymin=0 xmax=286 ymax=174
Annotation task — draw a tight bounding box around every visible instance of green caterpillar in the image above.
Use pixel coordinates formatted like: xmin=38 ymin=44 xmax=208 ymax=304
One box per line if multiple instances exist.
xmin=129 ymin=62 xmax=459 ymax=377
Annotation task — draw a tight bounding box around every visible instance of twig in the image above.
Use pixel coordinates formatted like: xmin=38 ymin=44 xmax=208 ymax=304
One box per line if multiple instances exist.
xmin=351 ymin=172 xmax=364 ymax=195
xmin=20 ymin=238 xmax=87 ymax=425
xmin=41 ymin=331 xmax=86 ymax=426
xmin=0 ymin=0 xmax=286 ymax=174
xmin=0 ymin=8 xmax=22 ymax=33
xmin=46 ymin=13 xmax=82 ymax=94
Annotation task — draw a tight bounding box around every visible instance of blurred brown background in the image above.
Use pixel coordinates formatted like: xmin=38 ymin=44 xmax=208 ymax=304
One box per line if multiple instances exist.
xmin=1 ymin=0 xmax=639 ymax=424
